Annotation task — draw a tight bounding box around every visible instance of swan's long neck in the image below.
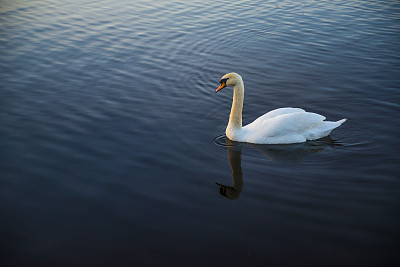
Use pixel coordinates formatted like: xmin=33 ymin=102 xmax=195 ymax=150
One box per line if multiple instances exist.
xmin=227 ymin=79 xmax=244 ymax=130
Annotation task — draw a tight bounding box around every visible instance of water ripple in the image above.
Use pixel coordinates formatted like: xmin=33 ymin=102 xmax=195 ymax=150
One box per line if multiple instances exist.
xmin=1 ymin=0 xmax=399 ymax=265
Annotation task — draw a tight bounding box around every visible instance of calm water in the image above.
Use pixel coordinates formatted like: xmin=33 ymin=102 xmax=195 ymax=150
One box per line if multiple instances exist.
xmin=1 ymin=0 xmax=399 ymax=265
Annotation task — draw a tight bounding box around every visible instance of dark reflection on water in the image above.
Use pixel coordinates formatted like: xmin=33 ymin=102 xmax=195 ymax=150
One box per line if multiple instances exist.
xmin=217 ymin=139 xmax=244 ymax=200
xmin=217 ymin=137 xmax=343 ymax=199
xmin=1 ymin=0 xmax=400 ymax=265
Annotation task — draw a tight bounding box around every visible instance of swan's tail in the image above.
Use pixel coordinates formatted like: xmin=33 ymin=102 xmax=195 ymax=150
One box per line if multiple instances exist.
xmin=322 ymin=118 xmax=346 ymax=135
xmin=323 ymin=118 xmax=346 ymax=131
xmin=336 ymin=118 xmax=347 ymax=125
xmin=307 ymin=118 xmax=346 ymax=141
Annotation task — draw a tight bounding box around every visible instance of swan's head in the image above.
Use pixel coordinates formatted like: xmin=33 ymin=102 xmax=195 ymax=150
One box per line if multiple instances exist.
xmin=216 ymin=72 xmax=243 ymax=92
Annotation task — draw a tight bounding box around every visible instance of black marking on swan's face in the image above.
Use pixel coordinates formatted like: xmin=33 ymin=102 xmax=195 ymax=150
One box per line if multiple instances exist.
xmin=219 ymin=78 xmax=229 ymax=85
xmin=216 ymin=77 xmax=230 ymax=92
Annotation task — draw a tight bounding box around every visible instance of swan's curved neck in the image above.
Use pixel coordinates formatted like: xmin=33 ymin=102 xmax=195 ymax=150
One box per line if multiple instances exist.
xmin=228 ymin=80 xmax=244 ymax=130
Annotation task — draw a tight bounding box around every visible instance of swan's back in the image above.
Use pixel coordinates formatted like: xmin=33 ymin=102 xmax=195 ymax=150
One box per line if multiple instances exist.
xmin=252 ymin=107 xmax=306 ymax=120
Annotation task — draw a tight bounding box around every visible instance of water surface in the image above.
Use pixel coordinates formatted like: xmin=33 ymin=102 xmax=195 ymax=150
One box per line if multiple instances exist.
xmin=1 ymin=0 xmax=399 ymax=265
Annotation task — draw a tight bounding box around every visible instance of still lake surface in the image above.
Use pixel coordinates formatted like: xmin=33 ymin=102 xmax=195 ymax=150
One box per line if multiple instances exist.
xmin=1 ymin=0 xmax=399 ymax=265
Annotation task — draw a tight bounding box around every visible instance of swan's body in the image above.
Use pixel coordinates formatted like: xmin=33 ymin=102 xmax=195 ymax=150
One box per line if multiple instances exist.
xmin=216 ymin=73 xmax=346 ymax=144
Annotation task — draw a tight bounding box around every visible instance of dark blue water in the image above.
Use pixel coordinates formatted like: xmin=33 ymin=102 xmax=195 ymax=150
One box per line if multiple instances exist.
xmin=1 ymin=0 xmax=399 ymax=265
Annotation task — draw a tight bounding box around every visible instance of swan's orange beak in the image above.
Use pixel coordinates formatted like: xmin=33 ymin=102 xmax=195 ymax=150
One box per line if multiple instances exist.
xmin=216 ymin=81 xmax=226 ymax=92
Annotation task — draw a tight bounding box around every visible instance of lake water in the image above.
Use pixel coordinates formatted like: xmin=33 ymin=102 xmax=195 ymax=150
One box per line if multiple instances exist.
xmin=1 ymin=0 xmax=399 ymax=265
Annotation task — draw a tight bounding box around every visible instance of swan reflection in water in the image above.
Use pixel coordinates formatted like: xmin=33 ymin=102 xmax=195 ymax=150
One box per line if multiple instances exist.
xmin=216 ymin=140 xmax=244 ymax=200
xmin=216 ymin=137 xmax=342 ymax=200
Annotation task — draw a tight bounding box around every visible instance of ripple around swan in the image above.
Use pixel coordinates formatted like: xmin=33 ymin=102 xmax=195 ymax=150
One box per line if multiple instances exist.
xmin=213 ymin=133 xmax=352 ymax=165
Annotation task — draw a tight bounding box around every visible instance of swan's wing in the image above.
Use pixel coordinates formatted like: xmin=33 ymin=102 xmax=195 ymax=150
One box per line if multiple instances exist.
xmin=253 ymin=107 xmax=306 ymax=122
xmin=243 ymin=111 xmax=326 ymax=144
xmin=250 ymin=111 xmax=326 ymax=136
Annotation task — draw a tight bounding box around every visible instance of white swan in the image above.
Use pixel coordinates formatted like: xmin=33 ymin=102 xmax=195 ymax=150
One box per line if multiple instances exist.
xmin=216 ymin=72 xmax=346 ymax=144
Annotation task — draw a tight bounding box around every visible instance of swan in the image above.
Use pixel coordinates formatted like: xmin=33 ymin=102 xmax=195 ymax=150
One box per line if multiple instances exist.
xmin=216 ymin=72 xmax=346 ymax=144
